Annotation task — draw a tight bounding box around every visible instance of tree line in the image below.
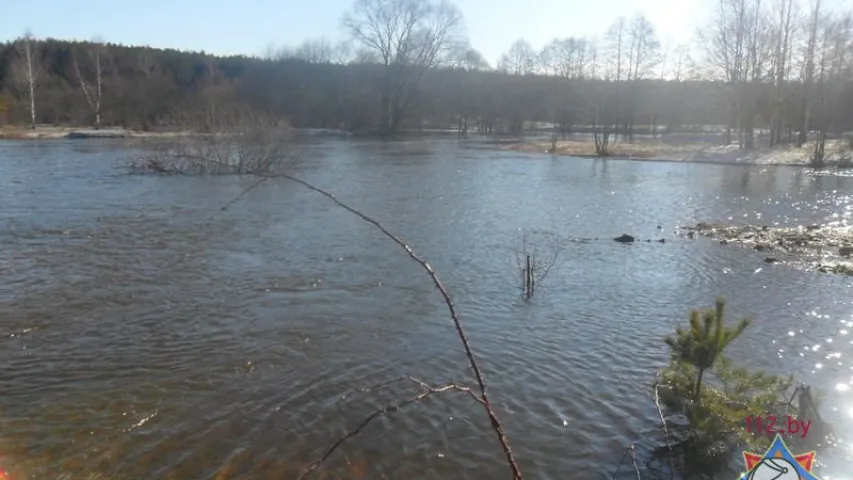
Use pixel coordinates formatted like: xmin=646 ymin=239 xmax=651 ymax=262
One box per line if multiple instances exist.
xmin=1 ymin=0 xmax=852 ymax=158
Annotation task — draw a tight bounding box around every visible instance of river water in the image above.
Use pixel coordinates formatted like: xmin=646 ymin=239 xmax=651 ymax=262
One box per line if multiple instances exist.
xmin=1 ymin=138 xmax=852 ymax=480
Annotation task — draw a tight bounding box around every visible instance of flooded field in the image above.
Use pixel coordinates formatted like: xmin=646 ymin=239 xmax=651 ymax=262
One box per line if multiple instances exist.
xmin=1 ymin=138 xmax=853 ymax=479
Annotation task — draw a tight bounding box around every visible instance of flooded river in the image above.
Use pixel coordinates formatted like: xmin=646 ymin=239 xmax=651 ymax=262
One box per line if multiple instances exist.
xmin=1 ymin=138 xmax=853 ymax=479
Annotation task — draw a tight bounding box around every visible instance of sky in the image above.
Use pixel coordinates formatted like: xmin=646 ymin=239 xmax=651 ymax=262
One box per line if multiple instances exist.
xmin=1 ymin=0 xmax=710 ymax=66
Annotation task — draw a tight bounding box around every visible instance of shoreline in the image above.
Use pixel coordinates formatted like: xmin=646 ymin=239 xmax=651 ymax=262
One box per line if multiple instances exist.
xmin=4 ymin=127 xmax=853 ymax=169
xmin=494 ymin=138 xmax=853 ymax=167
xmin=0 ymin=126 xmax=195 ymax=140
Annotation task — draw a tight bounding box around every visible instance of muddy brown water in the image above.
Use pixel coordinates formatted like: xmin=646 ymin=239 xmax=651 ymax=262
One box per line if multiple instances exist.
xmin=2 ymin=138 xmax=853 ymax=479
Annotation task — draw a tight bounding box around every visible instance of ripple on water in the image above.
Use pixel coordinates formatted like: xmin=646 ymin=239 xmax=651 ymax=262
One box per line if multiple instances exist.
xmin=2 ymin=139 xmax=853 ymax=479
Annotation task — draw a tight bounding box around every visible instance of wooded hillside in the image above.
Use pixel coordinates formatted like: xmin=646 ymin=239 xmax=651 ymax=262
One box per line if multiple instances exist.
xmin=1 ymin=0 xmax=852 ymax=153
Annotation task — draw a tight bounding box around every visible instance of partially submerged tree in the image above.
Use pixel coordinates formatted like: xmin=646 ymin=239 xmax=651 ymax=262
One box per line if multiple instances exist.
xmin=664 ymin=298 xmax=750 ymax=401
xmin=513 ymin=230 xmax=563 ymax=301
xmin=656 ymin=299 xmax=826 ymax=477
xmin=11 ymin=31 xmax=43 ymax=129
xmin=342 ymin=0 xmax=465 ymax=136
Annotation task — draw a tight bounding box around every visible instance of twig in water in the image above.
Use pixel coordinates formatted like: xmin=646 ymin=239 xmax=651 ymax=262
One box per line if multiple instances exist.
xmin=612 ymin=446 xmax=632 ymax=478
xmin=297 ymin=378 xmax=483 ymax=479
xmin=653 ymin=375 xmax=675 ymax=480
xmin=513 ymin=229 xmax=564 ymax=300
xmin=630 ymin=444 xmax=641 ymax=480
xmin=221 ymin=174 xmax=523 ymax=479
xmin=220 ymin=176 xmax=271 ymax=211
xmin=359 ymin=375 xmax=410 ymax=393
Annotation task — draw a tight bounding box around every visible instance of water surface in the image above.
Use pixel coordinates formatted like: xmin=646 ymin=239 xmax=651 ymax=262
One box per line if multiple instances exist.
xmin=1 ymin=138 xmax=853 ymax=479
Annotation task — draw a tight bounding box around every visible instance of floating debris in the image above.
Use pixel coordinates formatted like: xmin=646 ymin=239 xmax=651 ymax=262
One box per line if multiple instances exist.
xmin=681 ymin=222 xmax=853 ymax=276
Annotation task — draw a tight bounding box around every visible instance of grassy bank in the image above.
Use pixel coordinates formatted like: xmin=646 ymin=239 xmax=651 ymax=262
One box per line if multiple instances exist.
xmin=499 ymin=138 xmax=853 ymax=166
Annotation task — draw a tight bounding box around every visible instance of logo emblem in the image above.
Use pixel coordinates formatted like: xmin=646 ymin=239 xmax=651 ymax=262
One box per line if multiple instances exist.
xmin=739 ymin=434 xmax=820 ymax=480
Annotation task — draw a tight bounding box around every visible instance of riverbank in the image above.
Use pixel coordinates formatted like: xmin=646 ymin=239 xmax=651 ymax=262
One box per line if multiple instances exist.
xmin=498 ymin=138 xmax=853 ymax=166
xmin=0 ymin=126 xmax=194 ymax=140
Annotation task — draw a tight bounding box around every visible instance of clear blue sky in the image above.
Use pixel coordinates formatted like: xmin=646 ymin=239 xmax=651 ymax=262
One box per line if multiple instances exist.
xmin=1 ymin=0 xmax=708 ymax=65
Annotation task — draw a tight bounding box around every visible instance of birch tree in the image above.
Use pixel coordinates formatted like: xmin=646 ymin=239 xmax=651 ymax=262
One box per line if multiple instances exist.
xmin=342 ymin=0 xmax=465 ymax=136
xmin=11 ymin=31 xmax=43 ymax=130
xmin=73 ymin=41 xmax=109 ymax=129
xmin=498 ymin=39 xmax=536 ymax=75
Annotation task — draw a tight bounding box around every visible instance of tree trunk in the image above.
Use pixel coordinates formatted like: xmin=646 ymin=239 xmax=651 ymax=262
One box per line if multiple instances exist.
xmin=28 ymin=80 xmax=36 ymax=129
xmin=694 ymin=367 xmax=706 ymax=402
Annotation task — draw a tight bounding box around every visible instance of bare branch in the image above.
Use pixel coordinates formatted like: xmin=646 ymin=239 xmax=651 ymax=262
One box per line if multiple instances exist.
xmin=653 ymin=376 xmax=675 ymax=480
xmin=220 ymin=174 xmax=523 ymax=479
xmin=630 ymin=444 xmax=642 ymax=480
xmin=219 ymin=177 xmax=271 ymax=211
xmin=297 ymin=377 xmax=483 ymax=479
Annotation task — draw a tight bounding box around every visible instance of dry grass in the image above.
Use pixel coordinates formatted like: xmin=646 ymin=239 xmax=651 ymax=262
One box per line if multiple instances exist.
xmin=501 ymin=138 xmax=853 ymax=166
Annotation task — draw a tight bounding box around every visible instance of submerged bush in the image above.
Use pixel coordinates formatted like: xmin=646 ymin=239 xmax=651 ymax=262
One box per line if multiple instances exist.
xmin=127 ymin=105 xmax=296 ymax=176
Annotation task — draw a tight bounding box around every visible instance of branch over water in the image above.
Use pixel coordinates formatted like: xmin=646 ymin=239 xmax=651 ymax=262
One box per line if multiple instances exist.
xmin=222 ymin=173 xmax=523 ymax=479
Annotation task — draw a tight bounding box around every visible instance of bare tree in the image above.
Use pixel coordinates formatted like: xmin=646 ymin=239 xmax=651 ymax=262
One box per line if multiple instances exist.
xmin=701 ymin=0 xmax=750 ymax=145
xmin=604 ymin=17 xmax=628 ymax=82
xmin=11 ymin=31 xmax=43 ymax=129
xmin=741 ymin=0 xmax=772 ymax=149
xmin=261 ymin=41 xmax=280 ymax=61
xmin=331 ymin=41 xmax=354 ymax=64
xmin=514 ymin=230 xmax=563 ymax=301
xmin=539 ymin=36 xmax=592 ymax=138
xmin=700 ymin=0 xmax=769 ymax=148
xmin=342 ymin=0 xmax=465 ymax=136
xmin=351 ymin=46 xmax=381 ymax=64
xmin=670 ymin=44 xmax=693 ymax=81
xmin=293 ymin=37 xmax=334 ymax=63
xmin=627 ymin=14 xmax=661 ymax=81
xmin=588 ymin=37 xmax=601 ymax=79
xmin=130 ymin=105 xmax=295 ymax=175
xmin=810 ymin=11 xmax=852 ymax=165
xmin=768 ymin=0 xmax=798 ymax=146
xmin=458 ymin=47 xmax=490 ymax=70
xmin=797 ymin=0 xmax=823 ymax=147
xmin=73 ymin=40 xmax=109 ymax=129
xmin=541 ymin=37 xmax=591 ymax=79
xmin=498 ymin=38 xmax=536 ymax=75
xmin=624 ymin=13 xmax=662 ymax=139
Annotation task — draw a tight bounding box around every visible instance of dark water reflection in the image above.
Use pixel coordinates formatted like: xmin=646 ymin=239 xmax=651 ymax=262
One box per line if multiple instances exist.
xmin=1 ymin=139 xmax=853 ymax=479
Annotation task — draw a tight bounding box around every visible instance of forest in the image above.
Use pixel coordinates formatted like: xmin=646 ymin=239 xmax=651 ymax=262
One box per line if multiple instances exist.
xmin=1 ymin=0 xmax=852 ymax=156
